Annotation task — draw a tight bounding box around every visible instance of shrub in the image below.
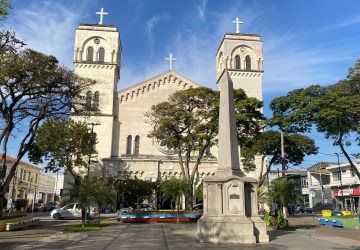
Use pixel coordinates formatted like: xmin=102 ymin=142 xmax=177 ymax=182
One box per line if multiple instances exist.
xmin=14 ymin=199 xmax=27 ymax=211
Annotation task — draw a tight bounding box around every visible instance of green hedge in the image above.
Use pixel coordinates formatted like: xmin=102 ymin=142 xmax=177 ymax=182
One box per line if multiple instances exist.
xmin=119 ymin=210 xmax=202 ymax=215
xmin=0 ymin=215 xmax=26 ymax=220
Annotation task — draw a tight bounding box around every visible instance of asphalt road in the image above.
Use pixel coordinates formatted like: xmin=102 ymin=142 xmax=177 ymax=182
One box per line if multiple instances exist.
xmin=0 ymin=212 xmax=118 ymax=249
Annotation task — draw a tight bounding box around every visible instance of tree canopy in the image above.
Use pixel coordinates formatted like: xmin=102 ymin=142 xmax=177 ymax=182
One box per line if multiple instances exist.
xmin=0 ymin=28 xmax=95 ymax=216
xmin=28 ymin=119 xmax=97 ymax=175
xmin=242 ymin=130 xmax=318 ymax=186
xmin=145 ymin=87 xmax=264 ymax=207
xmin=0 ymin=0 xmax=11 ymax=20
xmin=268 ymin=59 xmax=360 ymax=179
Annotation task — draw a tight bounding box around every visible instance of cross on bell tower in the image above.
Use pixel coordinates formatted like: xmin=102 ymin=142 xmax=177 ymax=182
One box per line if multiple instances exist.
xmin=96 ymin=8 xmax=108 ymax=25
xmin=232 ymin=17 xmax=243 ymax=33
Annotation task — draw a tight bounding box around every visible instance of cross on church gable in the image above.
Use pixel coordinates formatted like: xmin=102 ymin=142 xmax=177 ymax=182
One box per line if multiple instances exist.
xmin=164 ymin=53 xmax=178 ymax=71
xmin=96 ymin=7 xmax=108 ymax=25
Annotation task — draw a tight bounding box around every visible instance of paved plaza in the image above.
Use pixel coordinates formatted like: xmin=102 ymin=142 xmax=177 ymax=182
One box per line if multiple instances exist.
xmin=1 ymin=214 xmax=359 ymax=250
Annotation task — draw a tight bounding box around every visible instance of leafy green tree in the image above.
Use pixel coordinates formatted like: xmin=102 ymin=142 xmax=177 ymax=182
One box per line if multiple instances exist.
xmin=70 ymin=176 xmax=115 ymax=224
xmin=29 ymin=119 xmax=96 ymax=175
xmin=88 ymin=177 xmax=115 ymax=223
xmin=146 ymin=87 xmax=263 ymax=208
xmin=268 ymin=178 xmax=296 ymax=218
xmin=242 ymin=130 xmax=318 ymax=186
xmin=0 ymin=36 xmax=95 ymax=215
xmin=268 ymin=59 xmax=360 ymax=179
xmin=113 ymin=176 xmax=156 ymax=207
xmin=28 ymin=119 xmax=97 ymax=226
xmin=160 ymin=177 xmax=192 ymax=222
xmin=0 ymin=0 xmax=11 ymax=20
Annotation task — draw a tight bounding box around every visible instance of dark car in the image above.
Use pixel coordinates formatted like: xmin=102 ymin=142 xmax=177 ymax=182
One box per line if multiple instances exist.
xmin=44 ymin=201 xmax=57 ymax=212
xmin=27 ymin=203 xmax=44 ymax=212
xmin=192 ymin=203 xmax=203 ymax=211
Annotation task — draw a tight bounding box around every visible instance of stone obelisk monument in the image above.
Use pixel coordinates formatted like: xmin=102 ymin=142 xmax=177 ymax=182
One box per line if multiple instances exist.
xmin=196 ymin=65 xmax=269 ymax=243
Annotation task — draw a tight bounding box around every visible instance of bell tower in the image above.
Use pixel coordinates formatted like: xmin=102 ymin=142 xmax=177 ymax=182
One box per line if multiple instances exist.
xmin=72 ymin=8 xmax=121 ymax=164
xmin=216 ymin=18 xmax=263 ymax=101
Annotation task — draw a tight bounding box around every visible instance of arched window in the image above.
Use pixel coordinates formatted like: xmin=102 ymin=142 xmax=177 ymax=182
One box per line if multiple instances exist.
xmin=98 ymin=48 xmax=105 ymax=62
xmin=93 ymin=91 xmax=99 ymax=110
xmin=134 ymin=135 xmax=140 ymax=155
xmin=86 ymin=91 xmax=92 ymax=110
xmin=235 ymin=55 xmax=241 ymax=69
xmin=245 ymin=55 xmax=251 ymax=70
xmin=87 ymin=47 xmax=94 ymax=62
xmin=126 ymin=135 xmax=132 ymax=154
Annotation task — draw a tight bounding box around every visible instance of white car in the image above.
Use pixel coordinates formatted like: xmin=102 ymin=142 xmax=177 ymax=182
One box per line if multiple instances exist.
xmin=50 ymin=203 xmax=98 ymax=220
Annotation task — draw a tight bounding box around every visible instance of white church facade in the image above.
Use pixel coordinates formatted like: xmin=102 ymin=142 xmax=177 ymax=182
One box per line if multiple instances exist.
xmin=66 ymin=10 xmax=264 ymax=202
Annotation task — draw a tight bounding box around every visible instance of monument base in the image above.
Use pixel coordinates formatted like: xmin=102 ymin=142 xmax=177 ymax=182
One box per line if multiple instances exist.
xmin=196 ymin=215 xmax=256 ymax=244
xmin=251 ymin=216 xmax=269 ymax=243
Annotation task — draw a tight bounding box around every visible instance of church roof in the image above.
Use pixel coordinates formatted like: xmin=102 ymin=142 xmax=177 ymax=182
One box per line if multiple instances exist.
xmin=117 ymin=70 xmax=202 ymax=103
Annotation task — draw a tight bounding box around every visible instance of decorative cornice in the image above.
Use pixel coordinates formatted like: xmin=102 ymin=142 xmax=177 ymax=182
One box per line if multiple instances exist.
xmin=117 ymin=70 xmax=201 ymax=103
xmin=228 ymin=71 xmax=263 ymax=77
xmin=74 ymin=63 xmax=118 ymax=70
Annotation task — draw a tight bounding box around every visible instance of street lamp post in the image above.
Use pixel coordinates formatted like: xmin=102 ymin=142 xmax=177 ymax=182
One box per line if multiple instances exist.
xmin=88 ymin=122 xmax=100 ymax=178
xmin=30 ymin=177 xmax=35 ymax=217
xmin=85 ymin=122 xmax=100 ymax=223
xmin=334 ymin=153 xmax=344 ymax=210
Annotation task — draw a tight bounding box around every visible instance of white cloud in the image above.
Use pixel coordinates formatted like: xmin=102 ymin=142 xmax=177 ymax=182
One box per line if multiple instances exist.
xmin=7 ymin=1 xmax=93 ymax=68
xmin=320 ymin=14 xmax=360 ymax=32
xmin=146 ymin=13 xmax=170 ymax=55
xmin=198 ymin=0 xmax=207 ymax=20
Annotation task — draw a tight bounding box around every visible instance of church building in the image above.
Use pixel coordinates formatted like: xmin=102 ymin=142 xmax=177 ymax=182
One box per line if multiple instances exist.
xmin=67 ymin=9 xmax=264 ymax=200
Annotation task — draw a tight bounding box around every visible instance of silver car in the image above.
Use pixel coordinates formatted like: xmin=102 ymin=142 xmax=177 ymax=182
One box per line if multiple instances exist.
xmin=50 ymin=203 xmax=98 ymax=220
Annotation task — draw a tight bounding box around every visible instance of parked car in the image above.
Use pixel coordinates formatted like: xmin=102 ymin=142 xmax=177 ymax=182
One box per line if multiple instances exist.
xmin=192 ymin=203 xmax=203 ymax=211
xmin=294 ymin=204 xmax=304 ymax=213
xmin=134 ymin=203 xmax=156 ymax=211
xmin=304 ymin=206 xmax=313 ymax=213
xmin=118 ymin=207 xmax=132 ymax=213
xmin=44 ymin=201 xmax=57 ymax=212
xmin=27 ymin=203 xmax=44 ymax=212
xmin=50 ymin=203 xmax=98 ymax=220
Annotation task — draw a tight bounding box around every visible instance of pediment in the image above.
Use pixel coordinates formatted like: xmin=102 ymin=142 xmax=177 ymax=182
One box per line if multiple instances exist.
xmin=117 ymin=70 xmax=201 ymax=103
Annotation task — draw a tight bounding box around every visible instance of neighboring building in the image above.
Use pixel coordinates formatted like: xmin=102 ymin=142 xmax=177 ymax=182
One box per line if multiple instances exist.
xmin=306 ymin=162 xmax=332 ymax=211
xmin=305 ymin=161 xmax=360 ymax=212
xmin=1 ymin=154 xmax=41 ymax=209
xmin=326 ymin=161 xmax=360 ymax=211
xmin=38 ymin=174 xmax=56 ymax=204
xmin=0 ymin=154 xmax=63 ymax=209
xmin=66 ymin=11 xmax=265 ymax=204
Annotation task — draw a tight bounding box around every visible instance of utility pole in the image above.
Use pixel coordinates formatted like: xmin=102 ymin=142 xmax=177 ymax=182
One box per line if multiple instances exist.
xmin=281 ymin=131 xmax=286 ymax=177
xmin=334 ymin=153 xmax=344 ymax=210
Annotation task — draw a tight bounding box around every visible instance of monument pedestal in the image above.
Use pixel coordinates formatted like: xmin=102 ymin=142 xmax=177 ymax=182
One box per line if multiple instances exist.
xmin=196 ymin=215 xmax=256 ymax=244
xmin=251 ymin=216 xmax=270 ymax=243
xmin=196 ymin=175 xmax=269 ymax=244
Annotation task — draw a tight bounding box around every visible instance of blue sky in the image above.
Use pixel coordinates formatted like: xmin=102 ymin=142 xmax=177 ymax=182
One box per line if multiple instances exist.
xmin=4 ymin=0 xmax=360 ymax=170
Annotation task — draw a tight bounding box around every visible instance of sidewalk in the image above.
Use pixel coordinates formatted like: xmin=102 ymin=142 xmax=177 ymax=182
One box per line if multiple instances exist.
xmin=10 ymin=221 xmax=360 ymax=250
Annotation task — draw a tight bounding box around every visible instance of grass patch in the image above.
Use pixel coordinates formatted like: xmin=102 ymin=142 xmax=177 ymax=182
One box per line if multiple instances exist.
xmin=63 ymin=223 xmax=111 ymax=233
xmin=322 ymin=216 xmax=360 ymax=229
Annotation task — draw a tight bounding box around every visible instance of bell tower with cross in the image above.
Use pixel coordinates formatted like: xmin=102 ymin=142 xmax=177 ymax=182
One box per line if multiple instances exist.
xmin=216 ymin=18 xmax=263 ymax=102
xmin=72 ymin=7 xmax=122 ymax=163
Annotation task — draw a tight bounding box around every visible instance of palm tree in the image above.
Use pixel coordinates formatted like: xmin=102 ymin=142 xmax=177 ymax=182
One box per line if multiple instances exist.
xmin=268 ymin=177 xmax=296 ymax=218
xmin=160 ymin=177 xmax=192 ymax=222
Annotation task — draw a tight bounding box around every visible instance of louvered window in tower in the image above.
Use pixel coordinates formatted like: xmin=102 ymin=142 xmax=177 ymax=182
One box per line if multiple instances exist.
xmin=245 ymin=55 xmax=251 ymax=70
xmin=93 ymin=91 xmax=100 ymax=110
xmin=134 ymin=135 xmax=140 ymax=155
xmin=87 ymin=47 xmax=94 ymax=62
xmin=235 ymin=55 xmax=241 ymax=69
xmin=86 ymin=91 xmax=92 ymax=110
xmin=126 ymin=135 xmax=132 ymax=154
xmin=99 ymin=48 xmax=105 ymax=62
